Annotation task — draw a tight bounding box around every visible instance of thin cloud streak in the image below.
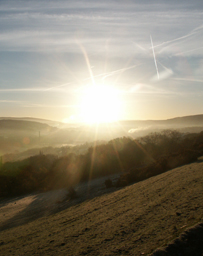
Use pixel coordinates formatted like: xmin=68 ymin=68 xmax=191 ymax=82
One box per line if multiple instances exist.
xmin=81 ymin=64 xmax=142 ymax=82
xmin=150 ymin=35 xmax=159 ymax=80
xmin=123 ymin=83 xmax=179 ymax=96
xmin=0 ymin=87 xmax=68 ymax=93
xmin=153 ymin=25 xmax=203 ymax=57
xmin=43 ymin=83 xmax=71 ymax=91
xmin=1 ymin=2 xmax=202 ymax=56
xmin=23 ymin=103 xmax=79 ymax=108
xmin=70 ymin=64 xmax=143 ymax=92
xmin=101 ymin=64 xmax=143 ymax=81
xmin=174 ymin=46 xmax=203 ymax=56
xmin=0 ymin=63 xmax=142 ymax=94
xmin=0 ymin=100 xmax=22 ymax=103
xmin=152 ymin=28 xmax=199 ymax=50
xmin=171 ymin=78 xmax=203 ymax=83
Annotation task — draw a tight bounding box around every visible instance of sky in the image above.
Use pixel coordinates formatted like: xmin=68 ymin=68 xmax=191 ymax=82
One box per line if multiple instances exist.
xmin=0 ymin=0 xmax=203 ymax=122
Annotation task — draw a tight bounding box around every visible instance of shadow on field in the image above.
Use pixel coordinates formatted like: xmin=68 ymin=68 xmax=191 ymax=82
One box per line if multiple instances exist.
xmin=0 ymin=192 xmax=64 ymax=232
xmin=0 ymin=173 xmax=121 ymax=232
xmin=0 ymin=195 xmax=26 ymax=209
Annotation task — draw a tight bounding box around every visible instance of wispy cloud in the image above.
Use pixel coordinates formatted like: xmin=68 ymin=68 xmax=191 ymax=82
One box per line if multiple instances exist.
xmin=0 ymin=87 xmax=68 ymax=92
xmin=1 ymin=1 xmax=202 ymax=56
xmin=173 ymin=46 xmax=203 ymax=56
xmin=151 ymin=69 xmax=173 ymax=82
xmin=151 ymin=61 xmax=173 ymax=82
xmin=101 ymin=64 xmax=142 ymax=81
xmin=126 ymin=83 xmax=176 ymax=96
xmin=154 ymin=24 xmax=203 ymax=56
xmin=171 ymin=77 xmax=203 ymax=83
xmin=23 ymin=103 xmax=79 ymax=108
xmin=0 ymin=100 xmax=22 ymax=103
xmin=152 ymin=30 xmax=198 ymax=51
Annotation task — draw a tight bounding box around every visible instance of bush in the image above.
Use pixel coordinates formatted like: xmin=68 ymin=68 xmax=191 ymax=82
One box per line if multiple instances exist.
xmin=105 ymin=178 xmax=113 ymax=188
xmin=67 ymin=187 xmax=77 ymax=199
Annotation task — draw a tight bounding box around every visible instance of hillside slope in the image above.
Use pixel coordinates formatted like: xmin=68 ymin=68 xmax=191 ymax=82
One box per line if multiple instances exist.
xmin=0 ymin=158 xmax=203 ymax=255
xmin=0 ymin=119 xmax=57 ymax=132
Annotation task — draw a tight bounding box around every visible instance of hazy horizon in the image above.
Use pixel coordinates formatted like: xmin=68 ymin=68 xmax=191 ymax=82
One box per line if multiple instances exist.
xmin=1 ymin=113 xmax=203 ymax=124
xmin=1 ymin=0 xmax=203 ymax=123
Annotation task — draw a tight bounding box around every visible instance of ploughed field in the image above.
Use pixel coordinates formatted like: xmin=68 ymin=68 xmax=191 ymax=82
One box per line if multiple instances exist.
xmin=0 ymin=158 xmax=203 ymax=255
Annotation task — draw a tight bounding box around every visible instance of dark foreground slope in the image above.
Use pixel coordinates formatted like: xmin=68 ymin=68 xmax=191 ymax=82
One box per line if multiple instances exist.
xmin=150 ymin=222 xmax=203 ymax=256
xmin=0 ymin=158 xmax=203 ymax=255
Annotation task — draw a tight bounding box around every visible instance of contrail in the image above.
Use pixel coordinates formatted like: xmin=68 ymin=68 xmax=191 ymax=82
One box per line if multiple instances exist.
xmin=101 ymin=64 xmax=142 ymax=81
xmin=174 ymin=46 xmax=203 ymax=56
xmin=151 ymin=30 xmax=197 ymax=50
xmin=172 ymin=78 xmax=203 ymax=83
xmin=150 ymin=35 xmax=159 ymax=80
xmin=76 ymin=39 xmax=95 ymax=86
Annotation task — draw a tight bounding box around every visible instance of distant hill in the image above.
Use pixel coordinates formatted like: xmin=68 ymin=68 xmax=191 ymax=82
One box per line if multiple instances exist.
xmin=0 ymin=119 xmax=59 ymax=155
xmin=0 ymin=117 xmax=62 ymax=127
xmin=166 ymin=114 xmax=203 ymax=125
xmin=1 ymin=114 xmax=203 ymax=154
xmin=119 ymin=114 xmax=203 ymax=127
xmin=1 ymin=114 xmax=203 ymax=128
xmin=0 ymin=119 xmax=57 ymax=132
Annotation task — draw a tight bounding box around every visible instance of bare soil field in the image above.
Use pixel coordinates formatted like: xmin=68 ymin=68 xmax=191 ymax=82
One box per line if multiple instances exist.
xmin=0 ymin=158 xmax=203 ymax=255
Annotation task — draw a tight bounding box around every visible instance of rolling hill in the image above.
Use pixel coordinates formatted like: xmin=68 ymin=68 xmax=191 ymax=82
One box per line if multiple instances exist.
xmin=0 ymin=157 xmax=202 ymax=255
xmin=1 ymin=114 xmax=203 ymax=156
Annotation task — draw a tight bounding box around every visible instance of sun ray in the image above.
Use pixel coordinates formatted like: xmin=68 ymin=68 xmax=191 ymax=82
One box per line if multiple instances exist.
xmin=87 ymin=124 xmax=100 ymax=195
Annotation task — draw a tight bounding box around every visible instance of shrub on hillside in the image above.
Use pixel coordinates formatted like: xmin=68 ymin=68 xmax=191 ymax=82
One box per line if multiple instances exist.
xmin=105 ymin=178 xmax=113 ymax=188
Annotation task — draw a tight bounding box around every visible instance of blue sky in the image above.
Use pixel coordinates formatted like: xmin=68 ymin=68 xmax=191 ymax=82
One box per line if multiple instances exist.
xmin=0 ymin=0 xmax=203 ymax=122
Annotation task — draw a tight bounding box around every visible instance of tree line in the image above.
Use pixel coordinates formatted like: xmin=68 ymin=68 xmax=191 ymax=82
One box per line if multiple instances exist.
xmin=0 ymin=130 xmax=203 ymax=197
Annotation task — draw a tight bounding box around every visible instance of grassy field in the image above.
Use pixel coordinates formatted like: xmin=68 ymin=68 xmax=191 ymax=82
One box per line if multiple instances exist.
xmin=0 ymin=158 xmax=203 ymax=255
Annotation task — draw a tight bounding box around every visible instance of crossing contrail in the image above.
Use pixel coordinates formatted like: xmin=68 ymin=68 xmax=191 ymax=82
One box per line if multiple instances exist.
xmin=150 ymin=35 xmax=159 ymax=80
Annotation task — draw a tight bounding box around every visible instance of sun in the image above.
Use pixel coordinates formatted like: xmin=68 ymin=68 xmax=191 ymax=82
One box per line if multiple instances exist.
xmin=80 ymin=84 xmax=121 ymax=124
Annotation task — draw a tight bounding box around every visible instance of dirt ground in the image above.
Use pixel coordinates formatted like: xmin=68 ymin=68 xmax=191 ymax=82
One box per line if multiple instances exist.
xmin=0 ymin=158 xmax=203 ymax=255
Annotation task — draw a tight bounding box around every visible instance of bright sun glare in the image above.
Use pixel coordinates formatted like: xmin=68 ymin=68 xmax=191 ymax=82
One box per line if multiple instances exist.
xmin=81 ymin=84 xmax=121 ymax=124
